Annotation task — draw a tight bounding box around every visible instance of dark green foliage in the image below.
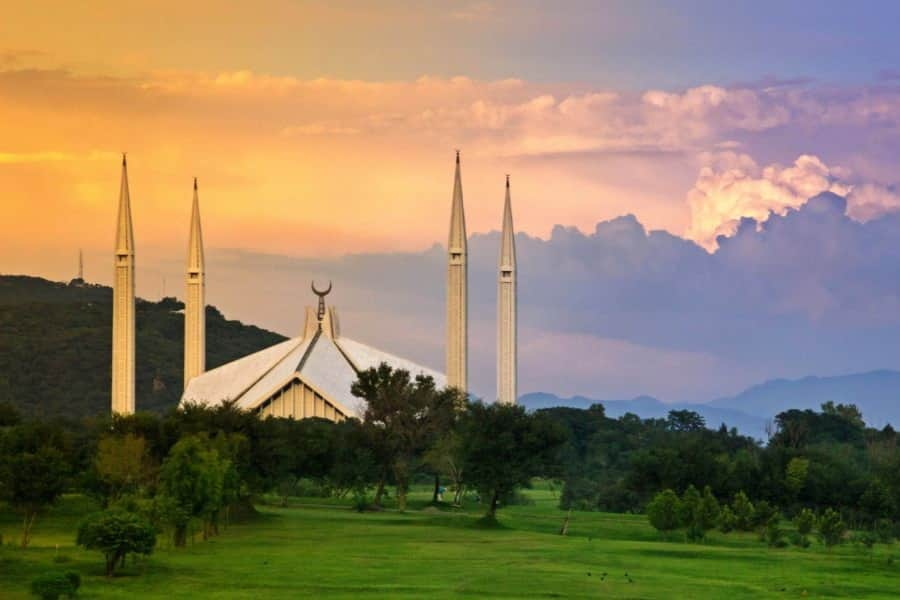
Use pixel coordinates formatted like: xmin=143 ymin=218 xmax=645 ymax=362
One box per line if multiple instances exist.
xmin=0 ymin=421 xmax=71 ymax=546
xmin=646 ymin=489 xmax=681 ymax=536
xmin=817 ymin=508 xmax=846 ymax=548
xmin=751 ymin=500 xmax=778 ymax=529
xmin=718 ymin=505 xmax=735 ymax=533
xmin=352 ymin=364 xmax=461 ymax=511
xmin=793 ymin=507 xmax=815 ymax=547
xmin=29 ymin=571 xmax=79 ymax=599
xmin=731 ymin=491 xmax=755 ymax=531
xmin=765 ymin=517 xmax=787 ymax=548
xmin=459 ymin=402 xmax=566 ymax=519
xmin=76 ymin=509 xmax=156 ymax=576
xmin=0 ymin=275 xmax=284 ymax=418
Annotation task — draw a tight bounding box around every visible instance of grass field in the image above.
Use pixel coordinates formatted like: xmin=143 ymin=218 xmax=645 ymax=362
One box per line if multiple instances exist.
xmin=1 ymin=484 xmax=898 ymax=598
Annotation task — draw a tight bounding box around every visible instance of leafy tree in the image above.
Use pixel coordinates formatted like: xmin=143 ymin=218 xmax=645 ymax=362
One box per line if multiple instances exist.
xmin=93 ymin=433 xmax=151 ymax=504
xmin=157 ymin=435 xmax=225 ymax=546
xmin=352 ymin=364 xmax=454 ymax=511
xmin=794 ymin=507 xmax=815 ymax=542
xmin=784 ymin=457 xmax=809 ymax=499
xmin=751 ymin=500 xmax=778 ymax=530
xmin=718 ymin=505 xmax=735 ymax=533
xmin=697 ymin=486 xmax=721 ymax=532
xmin=459 ymin=402 xmax=565 ymax=519
xmin=423 ymin=430 xmax=466 ymax=505
xmin=731 ymin=491 xmax=754 ymax=531
xmin=646 ymin=489 xmax=681 ymax=538
xmin=0 ymin=443 xmax=68 ymax=547
xmin=765 ymin=517 xmax=786 ymax=548
xmin=817 ymin=508 xmax=846 ymax=549
xmin=76 ymin=510 xmax=156 ymax=576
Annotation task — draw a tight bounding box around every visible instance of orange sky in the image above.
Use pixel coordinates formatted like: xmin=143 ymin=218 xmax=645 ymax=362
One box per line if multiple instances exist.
xmin=0 ymin=2 xmax=704 ymax=285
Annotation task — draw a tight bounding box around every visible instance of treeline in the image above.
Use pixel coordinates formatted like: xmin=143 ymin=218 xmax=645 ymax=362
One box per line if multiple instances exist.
xmin=0 ymin=275 xmax=285 ymax=418
xmin=0 ymin=364 xmax=564 ymax=560
xmin=550 ymin=401 xmax=900 ymax=534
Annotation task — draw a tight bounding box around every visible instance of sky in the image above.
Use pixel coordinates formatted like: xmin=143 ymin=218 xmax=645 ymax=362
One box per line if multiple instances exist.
xmin=4 ymin=1 xmax=900 ymax=403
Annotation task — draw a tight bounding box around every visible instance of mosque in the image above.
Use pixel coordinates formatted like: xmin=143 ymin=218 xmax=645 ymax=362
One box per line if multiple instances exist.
xmin=109 ymin=151 xmax=518 ymax=420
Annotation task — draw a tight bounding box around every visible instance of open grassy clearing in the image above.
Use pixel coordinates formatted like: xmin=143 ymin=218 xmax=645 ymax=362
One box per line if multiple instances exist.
xmin=1 ymin=485 xmax=897 ymax=599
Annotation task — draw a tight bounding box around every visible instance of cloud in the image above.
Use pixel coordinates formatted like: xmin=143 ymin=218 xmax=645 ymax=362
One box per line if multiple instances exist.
xmin=685 ymin=152 xmax=900 ymax=250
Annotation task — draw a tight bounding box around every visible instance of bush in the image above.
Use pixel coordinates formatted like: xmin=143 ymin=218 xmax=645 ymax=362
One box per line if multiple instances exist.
xmin=30 ymin=571 xmax=79 ymax=600
xmin=765 ymin=517 xmax=787 ymax=548
xmin=751 ymin=500 xmax=778 ymax=529
xmin=789 ymin=531 xmax=811 ymax=548
xmin=874 ymin=519 xmax=895 ymax=544
xmin=718 ymin=506 xmax=735 ymax=533
xmin=817 ymin=508 xmax=846 ymax=549
xmin=646 ymin=489 xmax=681 ymax=538
xmin=731 ymin=491 xmax=754 ymax=531
xmin=76 ymin=509 xmax=156 ymax=576
xmin=852 ymin=531 xmax=877 ymax=554
xmin=794 ymin=508 xmax=815 ymax=536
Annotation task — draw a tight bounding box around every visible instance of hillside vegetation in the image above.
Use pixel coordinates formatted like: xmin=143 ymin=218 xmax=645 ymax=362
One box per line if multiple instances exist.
xmin=0 ymin=275 xmax=285 ymax=417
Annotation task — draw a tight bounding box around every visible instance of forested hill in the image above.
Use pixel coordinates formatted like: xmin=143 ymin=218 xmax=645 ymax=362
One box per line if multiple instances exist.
xmin=0 ymin=275 xmax=286 ymax=418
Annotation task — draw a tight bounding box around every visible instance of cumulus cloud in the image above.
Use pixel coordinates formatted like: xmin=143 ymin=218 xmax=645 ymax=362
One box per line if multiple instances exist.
xmin=685 ymin=152 xmax=900 ymax=250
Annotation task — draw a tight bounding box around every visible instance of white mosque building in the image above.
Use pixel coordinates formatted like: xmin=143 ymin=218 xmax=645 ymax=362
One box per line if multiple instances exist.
xmin=110 ymin=151 xmax=517 ymax=420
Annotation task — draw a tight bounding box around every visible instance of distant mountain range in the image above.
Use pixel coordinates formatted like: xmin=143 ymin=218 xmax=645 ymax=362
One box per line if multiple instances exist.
xmin=521 ymin=370 xmax=900 ymax=440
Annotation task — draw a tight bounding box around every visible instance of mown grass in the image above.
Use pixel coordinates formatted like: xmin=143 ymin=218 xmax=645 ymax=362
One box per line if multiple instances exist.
xmin=1 ymin=484 xmax=897 ymax=598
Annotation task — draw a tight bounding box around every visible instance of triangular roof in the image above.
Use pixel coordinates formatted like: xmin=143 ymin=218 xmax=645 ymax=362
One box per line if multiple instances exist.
xmin=181 ymin=326 xmax=445 ymax=419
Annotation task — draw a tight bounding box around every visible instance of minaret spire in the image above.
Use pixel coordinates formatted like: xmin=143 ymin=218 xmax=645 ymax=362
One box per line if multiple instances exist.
xmin=184 ymin=177 xmax=206 ymax=388
xmin=497 ymin=174 xmax=517 ymax=404
xmin=446 ymin=150 xmax=468 ymax=394
xmin=78 ymin=249 xmax=84 ymax=281
xmin=112 ymin=154 xmax=136 ymax=414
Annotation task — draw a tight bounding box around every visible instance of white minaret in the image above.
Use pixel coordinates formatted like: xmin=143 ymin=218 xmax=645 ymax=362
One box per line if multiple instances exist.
xmin=112 ymin=154 xmax=136 ymax=415
xmin=447 ymin=150 xmax=468 ymax=393
xmin=184 ymin=177 xmax=206 ymax=388
xmin=497 ymin=175 xmax=517 ymax=404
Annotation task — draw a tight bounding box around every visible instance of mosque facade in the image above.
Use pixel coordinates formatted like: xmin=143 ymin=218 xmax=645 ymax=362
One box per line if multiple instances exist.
xmin=110 ymin=153 xmax=518 ymax=419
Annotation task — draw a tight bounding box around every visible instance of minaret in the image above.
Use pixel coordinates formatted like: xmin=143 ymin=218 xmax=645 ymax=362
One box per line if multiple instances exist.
xmin=112 ymin=154 xmax=136 ymax=415
xmin=78 ymin=249 xmax=84 ymax=280
xmin=184 ymin=177 xmax=206 ymax=388
xmin=497 ymin=175 xmax=517 ymax=404
xmin=446 ymin=150 xmax=468 ymax=393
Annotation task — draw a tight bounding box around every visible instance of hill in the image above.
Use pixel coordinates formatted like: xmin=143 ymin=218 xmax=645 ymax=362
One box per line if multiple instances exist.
xmin=519 ymin=392 xmax=769 ymax=439
xmin=709 ymin=370 xmax=900 ymax=429
xmin=0 ymin=275 xmax=286 ymax=417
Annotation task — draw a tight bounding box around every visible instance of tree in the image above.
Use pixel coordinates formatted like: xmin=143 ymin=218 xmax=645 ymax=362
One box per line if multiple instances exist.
xmin=352 ymin=364 xmax=452 ymax=511
xmin=93 ymin=433 xmax=151 ymax=505
xmin=423 ymin=430 xmax=466 ymax=505
xmin=157 ymin=435 xmax=225 ymax=546
xmin=459 ymin=402 xmax=565 ymax=519
xmin=794 ymin=507 xmax=815 ymax=546
xmin=718 ymin=505 xmax=735 ymax=533
xmin=696 ymin=486 xmax=721 ymax=533
xmin=646 ymin=489 xmax=681 ymax=538
xmin=0 ymin=445 xmax=68 ymax=547
xmin=817 ymin=508 xmax=846 ymax=549
xmin=76 ymin=510 xmax=156 ymax=576
xmin=679 ymin=485 xmax=702 ymax=540
xmin=731 ymin=491 xmax=754 ymax=531
xmin=784 ymin=457 xmax=809 ymax=499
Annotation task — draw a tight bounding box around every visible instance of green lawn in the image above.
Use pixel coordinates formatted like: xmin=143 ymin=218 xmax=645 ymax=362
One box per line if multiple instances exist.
xmin=1 ymin=485 xmax=897 ymax=598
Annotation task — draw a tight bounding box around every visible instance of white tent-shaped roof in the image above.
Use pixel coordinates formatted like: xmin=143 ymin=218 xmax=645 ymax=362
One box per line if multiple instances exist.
xmin=180 ymin=300 xmax=445 ymax=420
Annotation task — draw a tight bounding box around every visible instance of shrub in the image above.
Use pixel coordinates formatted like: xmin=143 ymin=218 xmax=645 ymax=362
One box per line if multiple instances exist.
xmin=718 ymin=506 xmax=735 ymax=533
xmin=765 ymin=517 xmax=787 ymax=548
xmin=751 ymin=500 xmax=778 ymax=530
xmin=731 ymin=491 xmax=754 ymax=531
xmin=30 ymin=571 xmax=78 ymax=600
xmin=817 ymin=508 xmax=846 ymax=549
xmin=76 ymin=509 xmax=156 ymax=576
xmin=852 ymin=531 xmax=877 ymax=554
xmin=789 ymin=531 xmax=811 ymax=548
xmin=646 ymin=489 xmax=681 ymax=538
xmin=794 ymin=508 xmax=815 ymax=537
